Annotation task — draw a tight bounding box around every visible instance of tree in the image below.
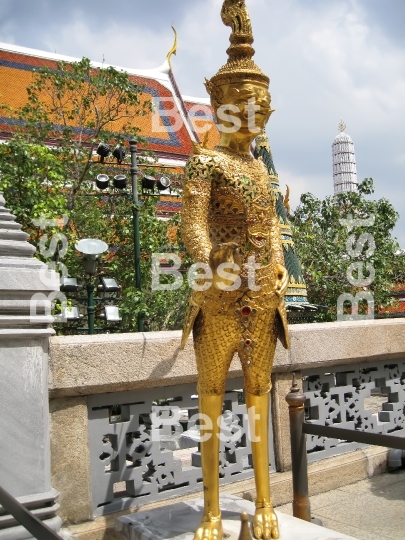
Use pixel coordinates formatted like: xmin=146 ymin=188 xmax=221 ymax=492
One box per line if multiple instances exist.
xmin=290 ymin=178 xmax=402 ymax=321
xmin=0 ymin=139 xmax=68 ymax=241
xmin=0 ymin=58 xmax=190 ymax=333
xmin=63 ymin=191 xmax=191 ymax=333
xmin=2 ymin=57 xmax=150 ymax=211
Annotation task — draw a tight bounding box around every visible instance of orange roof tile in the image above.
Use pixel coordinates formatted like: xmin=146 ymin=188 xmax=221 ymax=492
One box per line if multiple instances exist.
xmin=0 ymin=46 xmax=195 ymax=159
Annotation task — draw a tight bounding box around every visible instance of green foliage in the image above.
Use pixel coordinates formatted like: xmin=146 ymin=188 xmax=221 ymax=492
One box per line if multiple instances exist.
xmin=0 ymin=139 xmax=68 ymax=246
xmin=291 ymin=179 xmax=402 ymax=321
xmin=64 ymin=193 xmax=191 ymax=332
xmin=0 ymin=57 xmax=190 ymax=333
xmin=2 ymin=57 xmax=150 ymax=211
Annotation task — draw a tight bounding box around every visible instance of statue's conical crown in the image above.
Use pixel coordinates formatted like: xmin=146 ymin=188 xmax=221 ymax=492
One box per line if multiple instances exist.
xmin=205 ymin=0 xmax=269 ymax=104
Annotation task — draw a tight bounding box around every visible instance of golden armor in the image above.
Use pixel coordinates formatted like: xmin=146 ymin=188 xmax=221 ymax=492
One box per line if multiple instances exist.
xmin=180 ymin=2 xmax=289 ymax=538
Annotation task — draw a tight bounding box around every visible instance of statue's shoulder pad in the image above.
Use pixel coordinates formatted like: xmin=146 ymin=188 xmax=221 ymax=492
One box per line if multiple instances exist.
xmin=186 ymin=149 xmax=220 ymax=167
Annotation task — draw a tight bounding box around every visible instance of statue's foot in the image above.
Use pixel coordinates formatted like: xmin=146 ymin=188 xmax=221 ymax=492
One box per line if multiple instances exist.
xmin=252 ymin=507 xmax=279 ymax=539
xmin=194 ymin=515 xmax=223 ymax=540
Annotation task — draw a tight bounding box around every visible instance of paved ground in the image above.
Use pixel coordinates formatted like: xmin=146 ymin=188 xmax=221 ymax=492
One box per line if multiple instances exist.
xmin=276 ymin=468 xmax=405 ymax=540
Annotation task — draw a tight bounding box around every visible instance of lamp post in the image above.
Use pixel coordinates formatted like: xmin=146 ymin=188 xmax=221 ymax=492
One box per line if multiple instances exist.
xmin=94 ymin=139 xmax=173 ymax=333
xmin=75 ymin=238 xmax=108 ymax=335
xmin=129 ymin=138 xmax=143 ymax=332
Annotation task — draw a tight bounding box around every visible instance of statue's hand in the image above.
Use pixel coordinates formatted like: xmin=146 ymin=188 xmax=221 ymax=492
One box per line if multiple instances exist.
xmin=274 ymin=264 xmax=289 ymax=298
xmin=209 ymin=242 xmax=241 ymax=291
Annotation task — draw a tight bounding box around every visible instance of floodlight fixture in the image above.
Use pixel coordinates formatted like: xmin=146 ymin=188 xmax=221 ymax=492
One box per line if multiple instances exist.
xmin=60 ymin=277 xmax=83 ymax=293
xmin=112 ymin=145 xmax=126 ymax=164
xmin=104 ymin=305 xmax=122 ymax=322
xmin=156 ymin=176 xmax=171 ymax=191
xmin=100 ymin=277 xmax=121 ymax=293
xmin=142 ymin=174 xmax=156 ymax=192
xmin=113 ymin=174 xmax=127 ymax=189
xmin=75 ymin=238 xmax=109 ymax=275
xmin=96 ymin=174 xmax=110 ymax=190
xmin=97 ymin=143 xmax=111 ymax=163
xmin=62 ymin=306 xmax=81 ymax=321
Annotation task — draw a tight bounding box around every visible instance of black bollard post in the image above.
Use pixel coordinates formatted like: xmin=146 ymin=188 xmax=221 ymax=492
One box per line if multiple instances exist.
xmin=285 ymin=374 xmax=311 ymax=522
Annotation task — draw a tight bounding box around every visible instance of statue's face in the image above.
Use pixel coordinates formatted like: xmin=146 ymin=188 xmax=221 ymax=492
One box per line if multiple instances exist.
xmin=216 ymin=82 xmax=271 ymax=138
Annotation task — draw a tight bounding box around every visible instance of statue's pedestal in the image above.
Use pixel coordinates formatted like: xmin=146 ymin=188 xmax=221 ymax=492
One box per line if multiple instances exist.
xmin=115 ymin=494 xmax=357 ymax=540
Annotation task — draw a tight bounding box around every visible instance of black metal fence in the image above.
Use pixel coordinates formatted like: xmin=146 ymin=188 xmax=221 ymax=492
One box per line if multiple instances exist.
xmin=286 ymin=376 xmax=405 ymax=522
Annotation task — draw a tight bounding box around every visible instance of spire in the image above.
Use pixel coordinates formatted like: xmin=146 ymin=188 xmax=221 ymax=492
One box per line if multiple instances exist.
xmin=332 ymin=120 xmax=358 ymax=195
xmin=254 ymin=134 xmax=314 ymax=320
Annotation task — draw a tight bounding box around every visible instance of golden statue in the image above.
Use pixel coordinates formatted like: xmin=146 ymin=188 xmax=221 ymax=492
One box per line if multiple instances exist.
xmin=180 ymin=1 xmax=289 ymax=538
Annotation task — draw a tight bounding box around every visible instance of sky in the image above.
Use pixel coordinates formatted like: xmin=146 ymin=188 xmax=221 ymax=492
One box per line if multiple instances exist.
xmin=1 ymin=0 xmax=405 ymax=245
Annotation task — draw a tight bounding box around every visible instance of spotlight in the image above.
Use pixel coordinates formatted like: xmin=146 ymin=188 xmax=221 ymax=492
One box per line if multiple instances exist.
xmin=96 ymin=143 xmax=111 ymax=163
xmin=156 ymin=176 xmax=171 ymax=191
xmin=104 ymin=305 xmax=122 ymax=322
xmin=112 ymin=145 xmax=126 ymax=164
xmin=60 ymin=277 xmax=83 ymax=293
xmin=100 ymin=277 xmax=121 ymax=293
xmin=96 ymin=174 xmax=110 ymax=190
xmin=98 ymin=305 xmax=122 ymax=322
xmin=75 ymin=238 xmax=109 ymax=275
xmin=142 ymin=175 xmax=156 ymax=192
xmin=61 ymin=306 xmax=81 ymax=321
xmin=113 ymin=174 xmax=127 ymax=189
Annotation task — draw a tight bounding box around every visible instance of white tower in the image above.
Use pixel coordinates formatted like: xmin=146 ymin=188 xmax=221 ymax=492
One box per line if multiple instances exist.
xmin=332 ymin=120 xmax=358 ymax=195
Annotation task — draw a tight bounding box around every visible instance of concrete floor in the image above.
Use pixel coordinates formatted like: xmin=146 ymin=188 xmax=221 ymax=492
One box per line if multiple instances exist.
xmin=276 ymin=468 xmax=405 ymax=540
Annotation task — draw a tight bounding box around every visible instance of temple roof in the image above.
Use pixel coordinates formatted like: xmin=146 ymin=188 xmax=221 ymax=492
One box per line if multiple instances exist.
xmin=0 ymin=42 xmax=219 ymax=161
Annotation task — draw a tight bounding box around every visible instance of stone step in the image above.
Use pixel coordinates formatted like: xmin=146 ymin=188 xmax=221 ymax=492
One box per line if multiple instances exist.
xmin=115 ymin=494 xmax=358 ymax=540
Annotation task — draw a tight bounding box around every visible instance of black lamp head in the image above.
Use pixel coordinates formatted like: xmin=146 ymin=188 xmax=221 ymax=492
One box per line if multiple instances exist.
xmin=112 ymin=145 xmax=126 ymax=164
xmin=156 ymin=176 xmax=171 ymax=191
xmin=113 ymin=175 xmax=127 ymax=189
xmin=96 ymin=174 xmax=110 ymax=190
xmin=96 ymin=143 xmax=111 ymax=163
xmin=142 ymin=175 xmax=156 ymax=192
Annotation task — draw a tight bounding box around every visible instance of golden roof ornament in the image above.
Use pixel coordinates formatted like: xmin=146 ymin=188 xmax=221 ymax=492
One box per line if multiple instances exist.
xmin=205 ymin=0 xmax=270 ymax=107
xmin=338 ymin=119 xmax=346 ymax=133
xmin=255 ymin=130 xmax=270 ymax=152
xmin=166 ymin=26 xmax=178 ymax=69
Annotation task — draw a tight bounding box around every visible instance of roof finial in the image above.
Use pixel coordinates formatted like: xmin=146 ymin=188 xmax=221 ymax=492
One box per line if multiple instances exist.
xmin=338 ymin=119 xmax=346 ymax=133
xmin=166 ymin=25 xmax=178 ymax=69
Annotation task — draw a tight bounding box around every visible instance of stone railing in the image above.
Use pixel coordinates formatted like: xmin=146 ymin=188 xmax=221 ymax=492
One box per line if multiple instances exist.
xmin=48 ymin=318 xmax=405 ymax=534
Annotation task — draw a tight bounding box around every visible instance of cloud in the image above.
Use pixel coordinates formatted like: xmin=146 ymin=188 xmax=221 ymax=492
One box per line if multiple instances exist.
xmin=42 ymin=19 xmax=176 ymax=70
xmin=0 ymin=0 xmax=404 ymax=245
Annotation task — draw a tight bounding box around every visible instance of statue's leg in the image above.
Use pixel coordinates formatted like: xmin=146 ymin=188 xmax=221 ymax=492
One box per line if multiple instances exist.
xmin=245 ymin=392 xmax=279 ymax=540
xmin=193 ymin=310 xmax=237 ymax=540
xmin=194 ymin=394 xmax=224 ymax=540
xmin=239 ymin=309 xmax=279 ymax=540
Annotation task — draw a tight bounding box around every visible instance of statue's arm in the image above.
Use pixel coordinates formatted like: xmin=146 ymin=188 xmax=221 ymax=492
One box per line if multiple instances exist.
xmin=268 ymin=187 xmax=289 ymax=296
xmin=181 ymin=155 xmax=213 ymax=264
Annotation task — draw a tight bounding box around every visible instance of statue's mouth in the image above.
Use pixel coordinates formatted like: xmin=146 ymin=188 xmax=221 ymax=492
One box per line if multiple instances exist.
xmin=249 ymin=232 xmax=268 ymax=248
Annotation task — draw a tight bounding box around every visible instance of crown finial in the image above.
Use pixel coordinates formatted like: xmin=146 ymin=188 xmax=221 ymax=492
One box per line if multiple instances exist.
xmin=205 ymin=0 xmax=270 ymax=108
xmin=338 ymin=119 xmax=346 ymax=133
xmin=221 ymin=0 xmax=254 ymax=60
